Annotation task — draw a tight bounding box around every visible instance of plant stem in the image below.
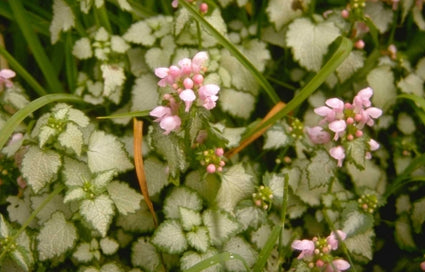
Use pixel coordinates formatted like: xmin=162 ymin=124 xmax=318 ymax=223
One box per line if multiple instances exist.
xmin=9 ymin=0 xmax=64 ymax=93
xmin=0 ymin=185 xmax=65 ymax=263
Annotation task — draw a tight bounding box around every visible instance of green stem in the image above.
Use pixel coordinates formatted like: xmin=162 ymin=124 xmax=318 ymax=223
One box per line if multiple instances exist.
xmin=179 ymin=0 xmax=280 ymax=104
xmin=183 ymin=252 xmax=250 ymax=272
xmin=0 ymin=94 xmax=84 ymax=150
xmin=242 ymin=36 xmax=353 ymax=141
xmin=0 ymin=44 xmax=47 ymax=96
xmin=8 ymin=0 xmax=64 ymax=93
xmin=253 ymin=174 xmax=289 ymax=272
xmin=0 ymin=185 xmax=65 ymax=263
xmin=65 ymin=32 xmax=77 ymax=92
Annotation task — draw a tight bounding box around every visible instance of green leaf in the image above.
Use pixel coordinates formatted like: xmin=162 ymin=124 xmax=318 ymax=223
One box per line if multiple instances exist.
xmin=10 ymin=244 xmax=31 ymax=271
xmin=395 ymin=215 xmax=416 ymax=249
xmin=116 ymin=201 xmax=155 ymax=233
xmin=180 ymin=249 xmax=222 ymax=272
xmin=38 ymin=125 xmax=58 ymax=148
xmin=131 ymin=237 xmax=162 ymax=272
xmin=266 ymin=0 xmax=301 ymax=30
xmin=6 ymin=195 xmax=33 ymax=227
xmin=144 ymin=157 xmax=170 ymax=196
xmin=235 ymin=205 xmax=267 ymax=230
xmin=100 ymin=237 xmax=119 ymax=255
xmin=92 ymin=170 xmax=116 ymax=190
xmin=130 ymin=75 xmax=159 ymax=112
xmin=30 ymin=193 xmax=71 ymax=224
xmin=336 ymin=51 xmax=365 ymax=82
xmin=347 ymin=160 xmax=384 ymax=192
xmin=223 ymin=236 xmax=257 ymax=271
xmin=152 ymin=220 xmax=188 ymax=254
xmin=64 ymin=188 xmax=86 ymax=203
xmin=63 ymin=157 xmax=91 ymax=187
xmin=50 ymin=0 xmax=75 ymax=44
xmin=0 ymin=214 xmax=10 ymax=238
xmin=123 ymin=21 xmax=156 ymax=46
xmin=80 ymin=194 xmax=115 ymax=236
xmin=344 ymin=229 xmax=375 ymax=260
xmin=250 ymin=223 xmax=272 ymax=249
xmin=219 ymin=89 xmax=255 ymax=119
xmin=58 ymin=123 xmax=84 ymax=155
xmin=73 ymin=242 xmax=97 ymax=263
xmin=216 ymin=164 xmax=254 ymax=213
xmin=342 ymin=205 xmax=374 ymax=236
xmin=202 ymin=209 xmax=241 ymax=246
xmin=87 ymin=130 xmax=133 ymax=173
xmin=397 ymin=112 xmax=416 ymax=135
xmin=107 ymin=181 xmax=142 ymax=215
xmin=186 ymin=227 xmax=210 ymax=253
xmin=307 ymin=150 xmax=336 ymax=188
xmin=263 ymin=124 xmax=290 ymax=150
xmin=150 ymin=126 xmax=187 ymax=178
xmin=179 ymin=207 xmax=202 ymax=231
xmin=367 ymin=65 xmax=397 ymax=108
xmin=164 ymin=187 xmax=203 ymax=219
xmin=345 ymin=137 xmax=366 ymax=170
xmin=286 ymin=18 xmax=340 ymax=72
xmin=364 ymin=2 xmax=393 ymax=33
xmin=21 ymin=146 xmax=61 ymax=193
xmin=398 ymin=73 xmax=424 ymax=97
xmin=411 ymin=197 xmax=425 ymax=233
xmin=72 ymin=37 xmax=93 ymax=59
xmin=37 ymin=212 xmax=77 ymax=261
xmin=396 ymin=194 xmax=411 ymax=215
xmin=101 ymin=64 xmax=125 ymax=104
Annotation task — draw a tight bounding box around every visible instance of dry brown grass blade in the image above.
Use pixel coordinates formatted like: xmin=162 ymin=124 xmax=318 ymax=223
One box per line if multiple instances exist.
xmin=133 ymin=118 xmax=158 ymax=227
xmin=225 ymin=101 xmax=286 ymax=159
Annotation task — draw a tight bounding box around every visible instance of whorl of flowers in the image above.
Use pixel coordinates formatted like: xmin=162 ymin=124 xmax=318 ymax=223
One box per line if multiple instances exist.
xmin=306 ymin=87 xmax=382 ymax=167
xmin=150 ymin=52 xmax=220 ymax=134
xmin=291 ymin=230 xmax=350 ymax=271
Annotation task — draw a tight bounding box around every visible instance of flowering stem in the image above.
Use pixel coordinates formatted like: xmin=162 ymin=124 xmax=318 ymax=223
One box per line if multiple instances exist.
xmin=253 ymin=174 xmax=289 ymax=272
xmin=179 ymin=0 xmax=280 ymax=104
xmin=0 ymin=44 xmax=47 ymax=96
xmin=8 ymin=0 xmax=64 ymax=93
xmin=0 ymin=184 xmax=65 ymax=263
xmin=322 ymin=209 xmax=357 ymax=272
xmin=0 ymin=94 xmax=84 ymax=150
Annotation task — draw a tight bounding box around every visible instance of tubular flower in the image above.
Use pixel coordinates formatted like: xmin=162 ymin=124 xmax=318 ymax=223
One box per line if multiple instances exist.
xmin=305 ymin=87 xmax=382 ymax=167
xmin=150 ymin=52 xmax=220 ymax=134
xmin=0 ymin=68 xmax=16 ymax=88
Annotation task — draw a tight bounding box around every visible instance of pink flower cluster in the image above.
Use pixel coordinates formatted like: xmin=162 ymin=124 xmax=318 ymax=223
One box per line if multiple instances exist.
xmin=150 ymin=52 xmax=220 ymax=134
xmin=292 ymin=230 xmax=350 ymax=271
xmin=0 ymin=68 xmax=16 ymax=89
xmin=199 ymin=147 xmax=226 ymax=174
xmin=306 ymin=87 xmax=382 ymax=167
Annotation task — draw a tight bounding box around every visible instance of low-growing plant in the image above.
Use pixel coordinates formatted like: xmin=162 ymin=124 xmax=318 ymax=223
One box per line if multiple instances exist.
xmin=1 ymin=0 xmax=425 ymax=271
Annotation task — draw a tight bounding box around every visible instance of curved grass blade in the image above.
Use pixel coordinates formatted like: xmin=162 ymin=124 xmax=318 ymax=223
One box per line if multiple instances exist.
xmin=9 ymin=0 xmax=64 ymax=93
xmin=183 ymin=252 xmax=250 ymax=272
xmin=97 ymin=110 xmax=151 ymax=119
xmin=179 ymin=0 xmax=280 ymax=104
xmin=241 ymin=36 xmax=352 ymax=143
xmin=0 ymin=94 xmax=84 ymax=150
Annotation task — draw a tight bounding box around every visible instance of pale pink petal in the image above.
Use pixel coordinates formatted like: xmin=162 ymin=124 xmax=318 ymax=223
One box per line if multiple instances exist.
xmin=150 ymin=106 xmax=171 ymax=121
xmin=368 ymin=138 xmax=380 ymax=151
xmin=192 ymin=51 xmax=208 ymax=73
xmin=180 ymin=89 xmax=196 ymax=112
xmin=331 ymin=259 xmax=350 ymax=271
xmin=198 ymin=84 xmax=220 ymax=99
xmin=327 ymin=230 xmax=347 ymax=250
xmin=306 ymin=126 xmax=331 ymax=144
xmin=291 ymin=239 xmax=315 ymax=259
xmin=0 ymin=69 xmax=16 ymax=79
xmin=329 ymin=146 xmax=345 ymax=167
xmin=326 ymin=98 xmax=344 ymax=112
xmin=328 ymin=120 xmax=346 ymax=141
xmin=154 ymin=67 xmax=169 ymax=78
xmin=365 ymin=107 xmax=382 ymax=119
xmin=160 ymin=115 xmax=181 ymax=134
xmin=178 ymin=58 xmax=192 ymax=75
xmin=314 ymin=106 xmax=333 ymax=117
xmin=172 ymin=0 xmax=178 ymax=8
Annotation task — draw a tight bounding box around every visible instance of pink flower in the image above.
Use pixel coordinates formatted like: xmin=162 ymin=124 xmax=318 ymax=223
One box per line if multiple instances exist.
xmin=368 ymin=138 xmax=380 ymax=151
xmin=291 ymin=239 xmax=315 ymax=259
xmin=328 ymin=120 xmax=346 ymax=141
xmin=155 ymin=66 xmax=180 ymax=87
xmin=191 ymin=51 xmax=208 ymax=74
xmin=325 ymin=259 xmax=350 ymax=272
xmin=420 ymin=261 xmax=425 ymax=271
xmin=150 ymin=106 xmax=172 ymax=122
xmin=326 ymin=230 xmax=347 ymax=250
xmin=206 ymin=164 xmax=216 ymax=173
xmin=198 ymin=84 xmax=220 ymax=110
xmin=172 ymin=0 xmax=179 ymax=8
xmin=329 ymin=146 xmax=345 ymax=167
xmin=353 ymin=87 xmax=373 ymax=108
xmin=179 ymin=89 xmax=196 ymax=112
xmin=0 ymin=68 xmax=16 ymax=88
xmin=306 ymin=126 xmax=331 ymax=144
xmin=159 ymin=115 xmax=181 ymax=134
xmin=178 ymin=58 xmax=192 ymax=75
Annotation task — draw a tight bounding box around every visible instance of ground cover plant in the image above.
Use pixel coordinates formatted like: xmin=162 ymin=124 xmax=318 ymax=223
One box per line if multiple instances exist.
xmin=1 ymin=0 xmax=425 ymax=271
